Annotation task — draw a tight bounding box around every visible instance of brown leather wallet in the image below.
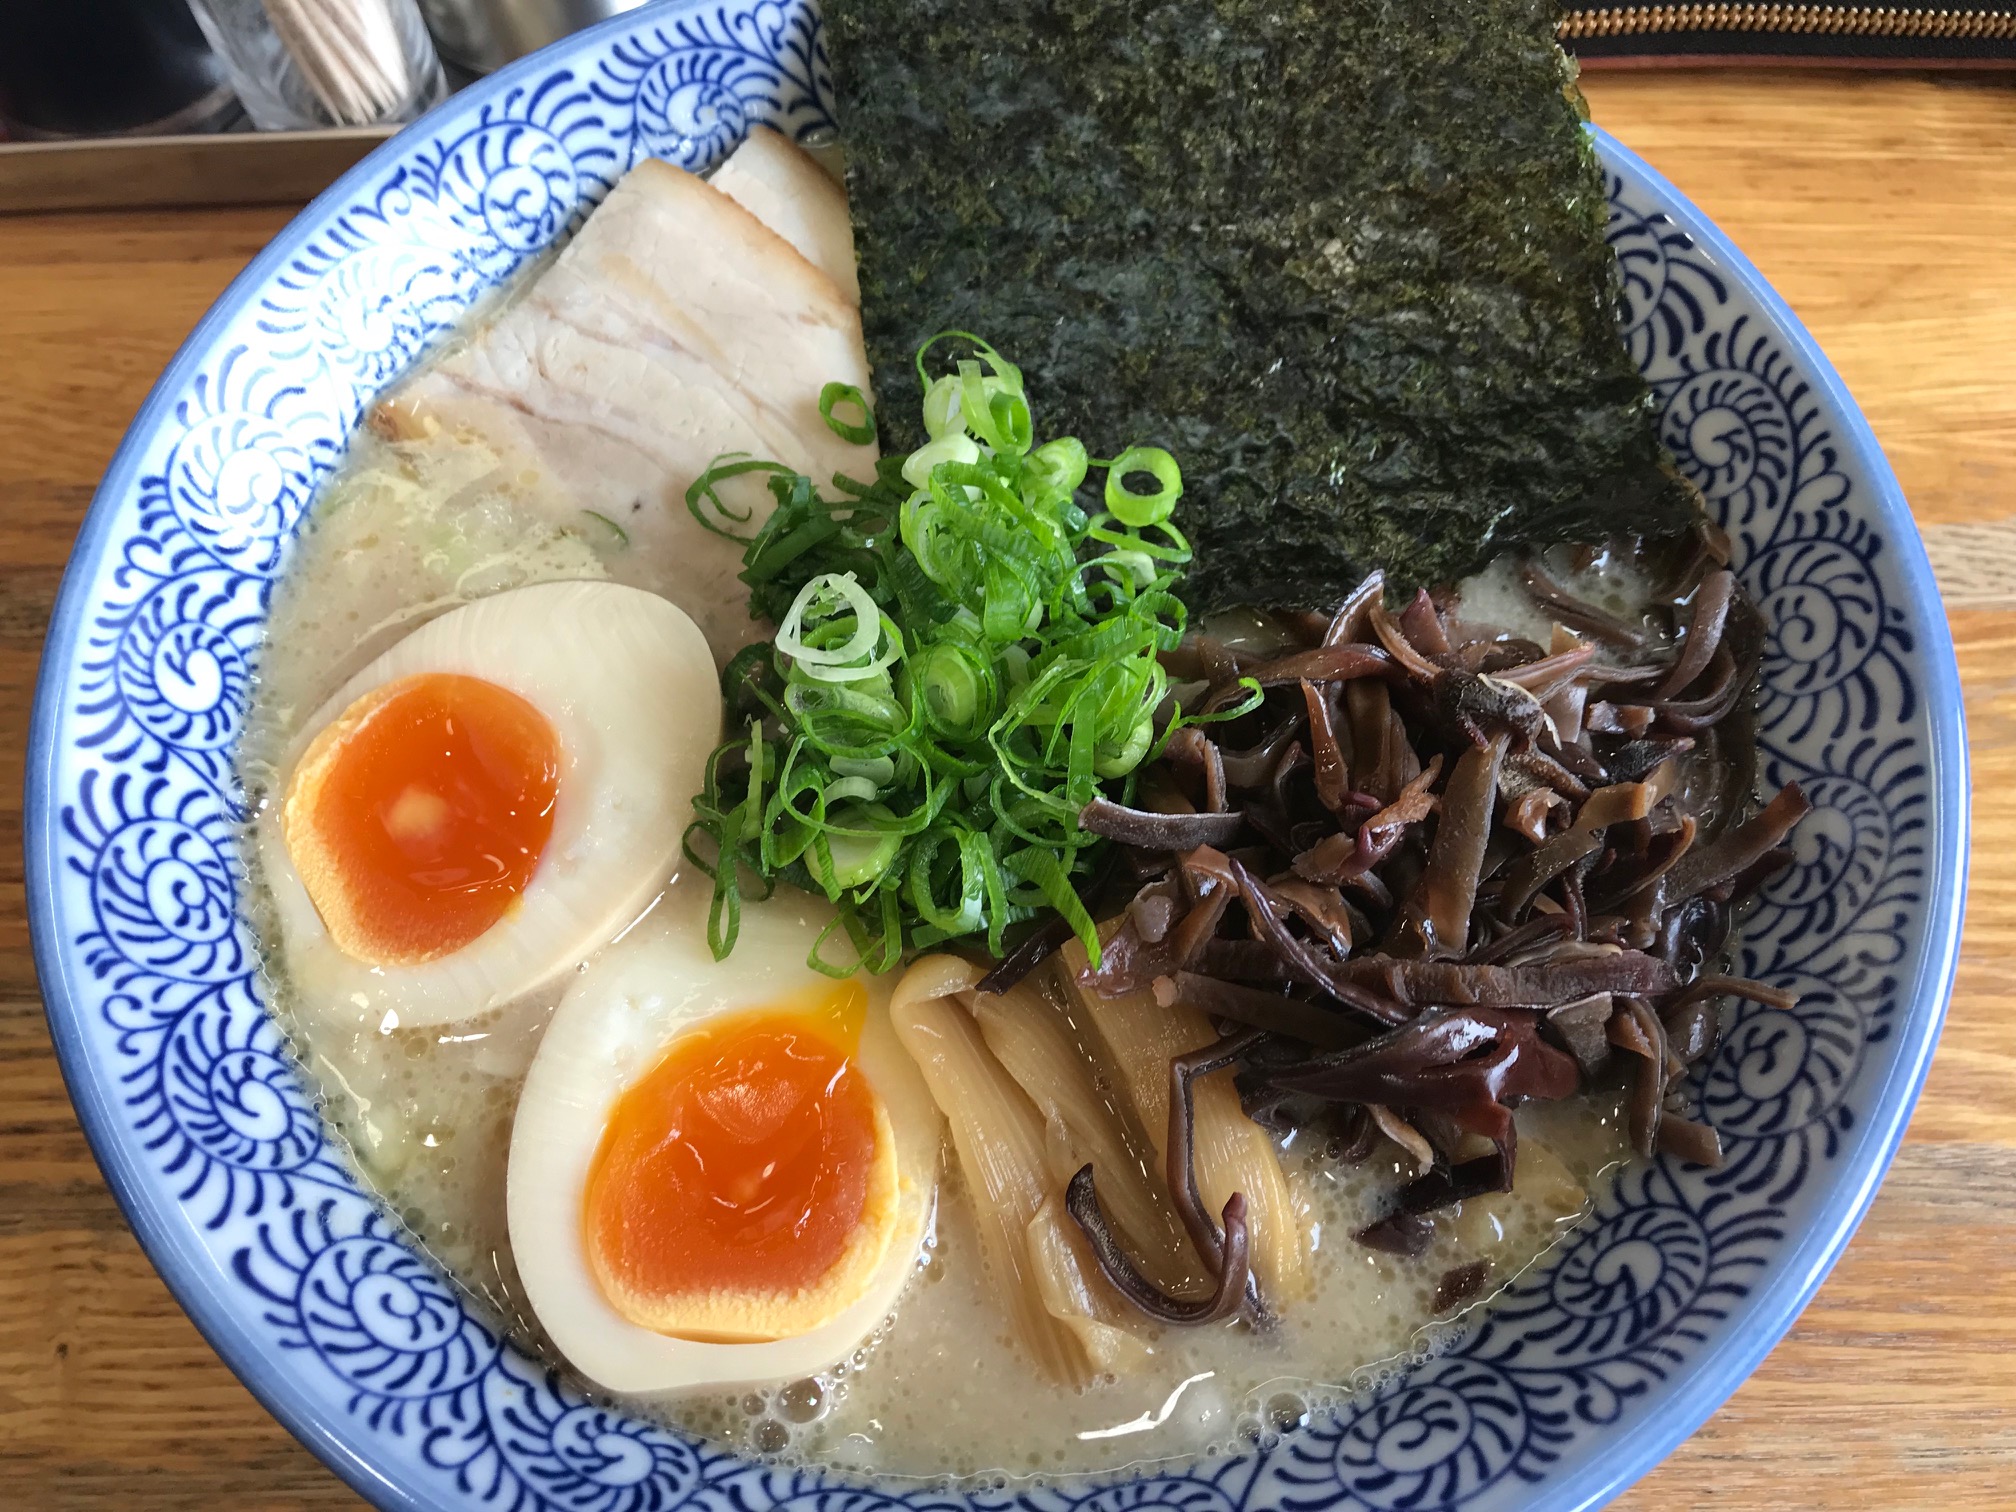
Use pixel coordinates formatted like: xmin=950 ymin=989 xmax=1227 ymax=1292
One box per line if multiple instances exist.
xmin=1559 ymin=1 xmax=2016 ymax=67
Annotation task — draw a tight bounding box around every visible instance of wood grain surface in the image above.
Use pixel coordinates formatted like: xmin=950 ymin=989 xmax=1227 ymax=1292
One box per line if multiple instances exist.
xmin=3 ymin=69 xmax=2013 ymax=1511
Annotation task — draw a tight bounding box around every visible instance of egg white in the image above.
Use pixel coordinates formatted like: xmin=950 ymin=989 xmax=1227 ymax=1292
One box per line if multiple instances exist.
xmin=257 ymin=579 xmax=718 ymax=1029
xmin=507 ymin=881 xmax=941 ymax=1395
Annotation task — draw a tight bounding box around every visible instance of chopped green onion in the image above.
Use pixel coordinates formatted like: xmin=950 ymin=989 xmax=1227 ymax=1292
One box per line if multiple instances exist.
xmin=901 ymin=432 xmax=981 ymax=490
xmin=818 ymin=803 xmax=904 ymax=887
xmin=1104 ymin=445 xmax=1183 ymax=527
xmin=819 ymin=382 xmax=876 ymax=446
xmin=911 ymin=639 xmax=996 ymax=741
xmin=830 ymin=753 xmax=897 ymax=784
xmin=1028 ymin=436 xmax=1090 ymax=496
xmin=823 ymin=775 xmax=883 ymax=806
xmin=685 ymin=335 xmax=1203 ymax=969
xmin=775 ymin=573 xmax=900 ymax=683
xmin=922 ymin=374 xmax=964 ymax=440
xmin=687 ymin=454 xmax=798 ymax=542
xmin=1094 ymin=711 xmax=1155 ymax=779
xmin=580 ymin=510 xmax=630 ymax=548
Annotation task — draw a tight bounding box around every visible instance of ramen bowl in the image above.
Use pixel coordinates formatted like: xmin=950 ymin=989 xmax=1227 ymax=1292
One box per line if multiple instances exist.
xmin=25 ymin=3 xmax=1967 ymax=1508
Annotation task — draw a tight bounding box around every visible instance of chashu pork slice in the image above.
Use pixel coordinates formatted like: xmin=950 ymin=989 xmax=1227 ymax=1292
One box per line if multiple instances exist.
xmin=375 ymin=149 xmax=873 ymax=662
xmin=710 ymin=127 xmax=859 ymax=304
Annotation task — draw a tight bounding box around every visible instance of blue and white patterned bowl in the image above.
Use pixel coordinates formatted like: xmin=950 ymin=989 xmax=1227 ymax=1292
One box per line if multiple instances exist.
xmin=25 ymin=4 xmax=1967 ymax=1509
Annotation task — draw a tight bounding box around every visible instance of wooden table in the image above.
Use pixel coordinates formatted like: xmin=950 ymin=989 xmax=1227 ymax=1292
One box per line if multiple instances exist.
xmin=3 ymin=69 xmax=2013 ymax=1511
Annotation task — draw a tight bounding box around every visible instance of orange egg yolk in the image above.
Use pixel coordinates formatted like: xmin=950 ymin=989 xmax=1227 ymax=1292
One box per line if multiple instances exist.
xmin=286 ymin=672 xmax=560 ymax=965
xmin=583 ymin=987 xmax=878 ymax=1326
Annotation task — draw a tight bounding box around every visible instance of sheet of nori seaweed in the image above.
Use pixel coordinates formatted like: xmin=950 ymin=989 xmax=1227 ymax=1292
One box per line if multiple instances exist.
xmin=825 ymin=0 xmax=1698 ymax=611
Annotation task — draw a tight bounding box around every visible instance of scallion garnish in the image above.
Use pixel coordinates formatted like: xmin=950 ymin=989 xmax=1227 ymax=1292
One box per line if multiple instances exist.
xmin=819 ymin=382 xmax=877 ymax=447
xmin=684 ymin=335 xmax=1242 ymax=972
xmin=579 ymin=509 xmax=631 ymax=548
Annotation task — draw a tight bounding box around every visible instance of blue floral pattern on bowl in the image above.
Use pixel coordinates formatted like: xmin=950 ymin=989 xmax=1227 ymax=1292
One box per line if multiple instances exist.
xmin=24 ymin=4 xmax=1967 ymax=1511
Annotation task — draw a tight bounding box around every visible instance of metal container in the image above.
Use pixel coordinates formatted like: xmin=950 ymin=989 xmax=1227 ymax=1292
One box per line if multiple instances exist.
xmin=413 ymin=0 xmax=650 ymax=74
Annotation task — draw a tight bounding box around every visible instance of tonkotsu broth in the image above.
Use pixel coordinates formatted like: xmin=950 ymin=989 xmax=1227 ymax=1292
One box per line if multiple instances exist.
xmin=237 ymin=414 xmax=1638 ymax=1480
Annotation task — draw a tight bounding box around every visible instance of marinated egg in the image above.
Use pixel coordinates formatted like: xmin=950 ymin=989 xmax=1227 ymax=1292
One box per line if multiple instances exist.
xmin=258 ymin=580 xmax=717 ymax=1028
xmin=507 ymin=883 xmax=940 ymax=1394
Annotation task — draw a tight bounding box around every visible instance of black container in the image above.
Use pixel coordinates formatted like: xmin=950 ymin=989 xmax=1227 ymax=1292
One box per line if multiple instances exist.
xmin=0 ymin=0 xmax=239 ymax=139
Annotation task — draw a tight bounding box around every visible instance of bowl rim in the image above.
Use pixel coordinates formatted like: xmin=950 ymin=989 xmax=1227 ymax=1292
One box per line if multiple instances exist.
xmin=1483 ymin=137 xmax=1969 ymax=1511
xmin=24 ymin=9 xmax=1970 ymax=1508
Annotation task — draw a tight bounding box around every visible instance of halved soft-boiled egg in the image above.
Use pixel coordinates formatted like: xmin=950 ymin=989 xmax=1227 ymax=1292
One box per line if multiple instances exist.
xmin=508 ymin=883 xmax=940 ymax=1394
xmin=258 ymin=579 xmax=717 ymax=1028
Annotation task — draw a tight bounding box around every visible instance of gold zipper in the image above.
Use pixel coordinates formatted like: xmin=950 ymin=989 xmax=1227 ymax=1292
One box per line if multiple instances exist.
xmin=1559 ymin=4 xmax=2016 ymax=39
